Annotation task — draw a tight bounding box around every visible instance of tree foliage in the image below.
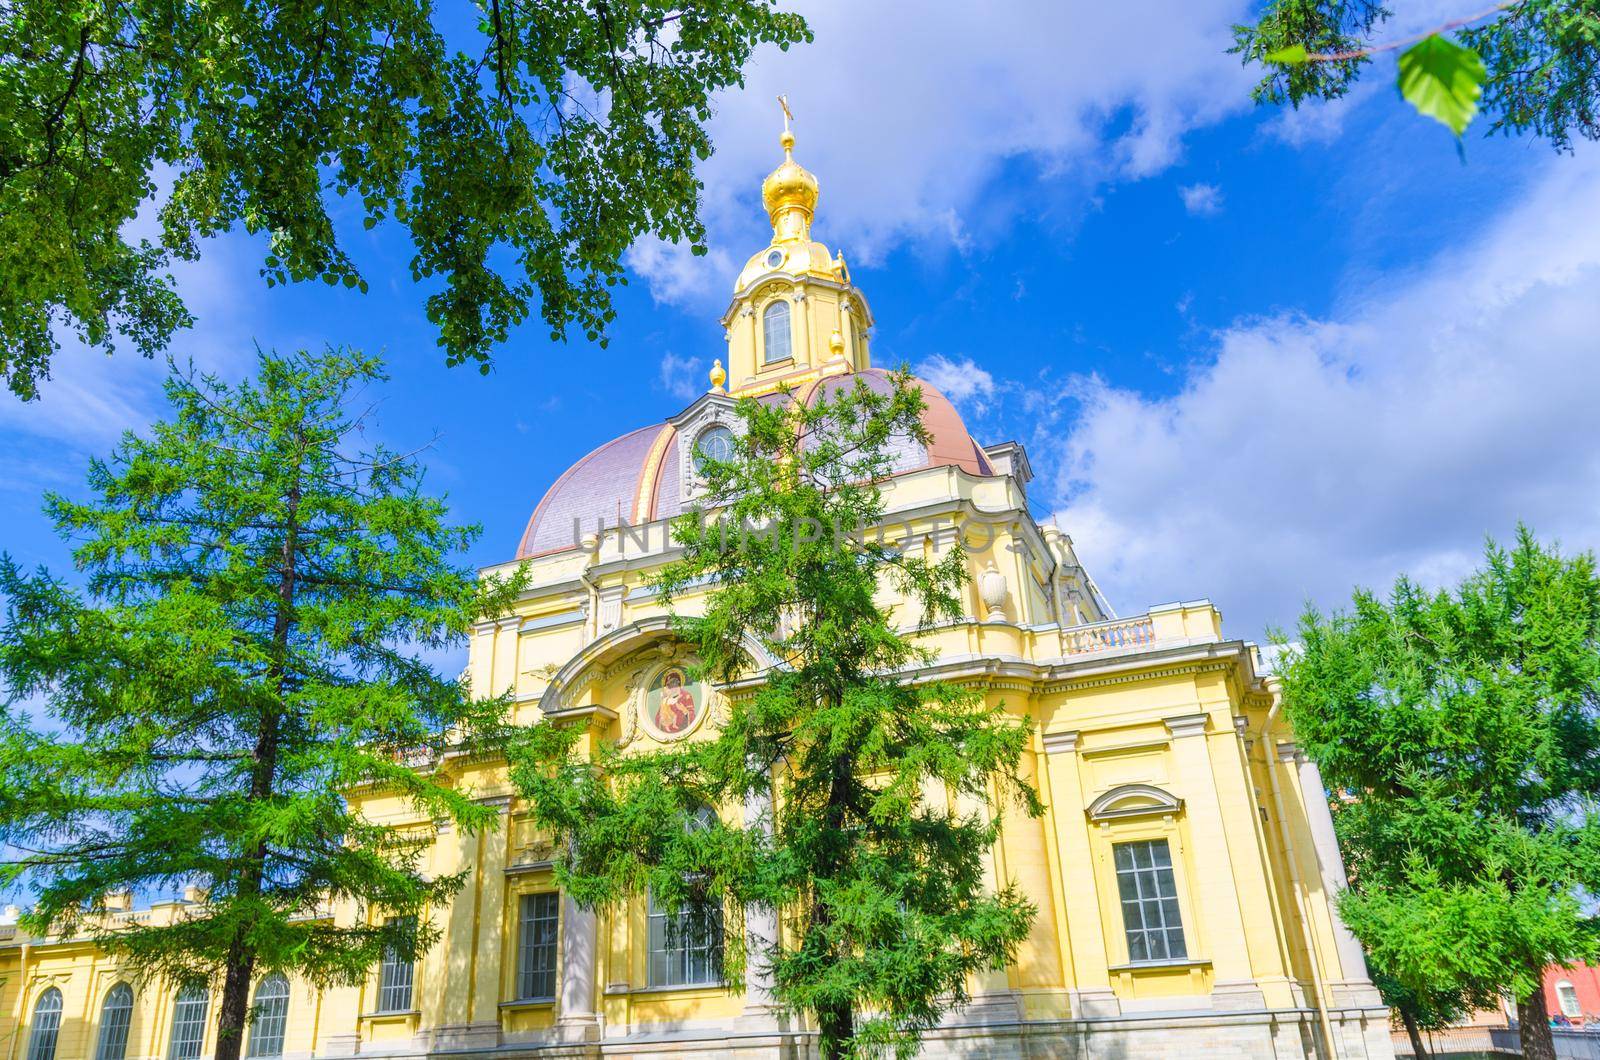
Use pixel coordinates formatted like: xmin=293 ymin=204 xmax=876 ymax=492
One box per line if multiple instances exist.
xmin=0 ymin=348 xmax=523 ymax=1060
xmin=511 ymin=370 xmax=1041 ymax=1059
xmin=1279 ymin=528 xmax=1600 ymax=1060
xmin=1234 ymin=0 xmax=1600 ymax=145
xmin=0 ymin=0 xmax=809 ymax=400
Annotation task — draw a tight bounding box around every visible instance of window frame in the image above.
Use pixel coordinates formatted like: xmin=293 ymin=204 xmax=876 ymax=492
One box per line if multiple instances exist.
xmin=646 ymin=885 xmax=725 ymax=988
xmin=1086 ymin=789 xmax=1201 ymax=970
xmin=516 ymin=891 xmax=561 ymax=1002
xmin=375 ymin=916 xmax=419 ymax=1014
xmin=167 ymin=983 xmax=210 ymax=1060
xmin=1558 ymin=979 xmax=1582 ymax=1018
xmin=95 ymin=982 xmax=135 ymax=1060
xmin=645 ymin=804 xmax=725 ymax=989
xmin=245 ymin=973 xmax=290 ymax=1058
xmin=761 ymin=299 xmax=793 ymax=365
xmin=1112 ymin=837 xmax=1189 ymax=964
xmin=692 ymin=424 xmax=736 ymax=476
xmin=26 ymin=986 xmax=63 ymax=1060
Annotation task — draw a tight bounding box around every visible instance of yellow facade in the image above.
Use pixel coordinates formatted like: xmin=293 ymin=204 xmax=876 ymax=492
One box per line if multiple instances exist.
xmin=0 ymin=129 xmax=1393 ymax=1059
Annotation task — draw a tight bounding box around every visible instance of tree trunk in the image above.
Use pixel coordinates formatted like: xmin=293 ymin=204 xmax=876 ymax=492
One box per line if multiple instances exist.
xmin=812 ymin=743 xmax=855 ymax=1059
xmin=1399 ymin=1005 xmax=1428 ymax=1058
xmin=215 ymin=944 xmax=259 ymax=1060
xmin=1519 ymin=985 xmax=1558 ymax=1060
xmin=216 ymin=463 xmax=301 ymax=1060
xmin=817 ymin=1000 xmax=854 ymax=1060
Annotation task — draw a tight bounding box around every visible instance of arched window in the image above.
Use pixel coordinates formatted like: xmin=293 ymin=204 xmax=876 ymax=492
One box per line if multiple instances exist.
xmin=693 ymin=425 xmax=735 ymax=474
xmin=167 ymin=983 xmax=209 ymax=1060
xmin=647 ymin=805 xmax=724 ymax=987
xmin=762 ymin=301 xmax=792 ymax=364
xmin=26 ymin=987 xmax=63 ymax=1060
xmin=246 ymin=974 xmax=290 ymax=1058
xmin=1558 ymin=979 xmax=1582 ymax=1018
xmin=95 ymin=983 xmax=135 ymax=1060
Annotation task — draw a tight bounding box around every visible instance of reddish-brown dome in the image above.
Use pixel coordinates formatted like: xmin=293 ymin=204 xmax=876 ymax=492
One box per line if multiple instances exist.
xmin=515 ymin=368 xmax=992 ymax=559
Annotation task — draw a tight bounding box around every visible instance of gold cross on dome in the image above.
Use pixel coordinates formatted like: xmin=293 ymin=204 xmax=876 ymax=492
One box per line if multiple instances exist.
xmin=777 ymin=95 xmax=794 ymax=133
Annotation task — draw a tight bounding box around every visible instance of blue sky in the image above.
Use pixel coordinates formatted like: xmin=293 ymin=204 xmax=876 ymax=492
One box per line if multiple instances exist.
xmin=4 ymin=0 xmax=1598 ymax=651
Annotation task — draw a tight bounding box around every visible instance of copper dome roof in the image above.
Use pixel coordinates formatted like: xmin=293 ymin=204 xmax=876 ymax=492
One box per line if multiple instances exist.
xmin=515 ymin=369 xmax=993 ymax=559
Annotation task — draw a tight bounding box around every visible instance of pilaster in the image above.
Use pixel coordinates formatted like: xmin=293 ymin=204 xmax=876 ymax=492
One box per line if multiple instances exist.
xmin=1164 ymin=713 xmax=1263 ymax=1009
xmin=1040 ymin=731 xmax=1118 ymax=1018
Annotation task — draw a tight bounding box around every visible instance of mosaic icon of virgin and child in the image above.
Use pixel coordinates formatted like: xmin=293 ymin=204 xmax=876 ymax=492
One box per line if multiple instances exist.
xmin=647 ymin=666 xmax=702 ymax=735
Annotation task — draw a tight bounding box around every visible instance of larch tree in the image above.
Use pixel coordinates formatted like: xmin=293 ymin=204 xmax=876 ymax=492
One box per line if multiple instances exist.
xmin=1278 ymin=528 xmax=1600 ymax=1060
xmin=511 ymin=370 xmax=1041 ymax=1059
xmin=0 ymin=348 xmax=523 ymax=1060
xmin=0 ymin=0 xmax=808 ymax=400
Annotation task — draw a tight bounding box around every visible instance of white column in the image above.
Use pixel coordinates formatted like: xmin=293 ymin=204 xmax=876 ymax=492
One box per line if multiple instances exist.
xmin=1296 ymin=754 xmax=1372 ymax=983
xmin=557 ymin=896 xmax=599 ymax=1039
xmin=741 ymin=765 xmax=782 ymax=1024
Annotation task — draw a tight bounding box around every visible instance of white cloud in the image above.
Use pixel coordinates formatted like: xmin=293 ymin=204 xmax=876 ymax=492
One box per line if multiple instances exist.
xmin=630 ymin=0 xmax=1255 ymax=304
xmin=657 ymin=350 xmax=703 ymax=402
xmin=1262 ymin=80 xmax=1380 ymax=147
xmin=1046 ymin=151 xmax=1600 ymax=640
xmin=918 ymin=354 xmax=996 ymax=412
xmin=1178 ymin=182 xmax=1224 ymax=216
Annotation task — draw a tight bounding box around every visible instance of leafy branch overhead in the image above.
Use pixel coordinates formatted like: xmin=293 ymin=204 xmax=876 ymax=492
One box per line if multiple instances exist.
xmin=0 ymin=0 xmax=810 ymax=400
xmin=1235 ymin=1 xmax=1598 ymax=145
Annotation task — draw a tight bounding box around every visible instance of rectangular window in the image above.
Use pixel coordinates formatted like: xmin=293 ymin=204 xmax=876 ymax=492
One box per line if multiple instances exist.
xmin=376 ymin=917 xmax=417 ymax=1013
xmin=1114 ymin=839 xmax=1188 ymax=963
xmin=647 ymin=889 xmax=724 ymax=987
xmin=517 ymin=892 xmax=560 ymax=1000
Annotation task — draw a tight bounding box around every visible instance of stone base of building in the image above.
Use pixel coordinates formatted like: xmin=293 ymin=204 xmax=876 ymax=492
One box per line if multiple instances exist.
xmin=321 ymin=1005 xmax=1396 ymax=1059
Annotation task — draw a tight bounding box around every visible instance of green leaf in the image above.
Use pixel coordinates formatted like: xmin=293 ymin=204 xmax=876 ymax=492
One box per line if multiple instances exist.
xmin=1397 ymin=35 xmax=1486 ymax=137
xmin=1265 ymin=44 xmax=1309 ymax=65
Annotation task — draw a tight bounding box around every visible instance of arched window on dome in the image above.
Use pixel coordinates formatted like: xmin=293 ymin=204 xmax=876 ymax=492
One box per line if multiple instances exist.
xmin=693 ymin=425 xmax=735 ymax=474
xmin=762 ymin=300 xmax=792 ymax=364
xmin=95 ymin=983 xmax=135 ymax=1060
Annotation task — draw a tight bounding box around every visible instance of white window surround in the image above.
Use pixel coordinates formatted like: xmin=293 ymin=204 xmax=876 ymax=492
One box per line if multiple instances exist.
xmin=671 ymin=397 xmax=741 ymax=504
xmin=1558 ymin=980 xmax=1581 ymax=1018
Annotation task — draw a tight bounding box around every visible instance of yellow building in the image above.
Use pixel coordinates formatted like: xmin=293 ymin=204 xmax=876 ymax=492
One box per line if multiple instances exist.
xmin=0 ymin=128 xmax=1393 ymax=1060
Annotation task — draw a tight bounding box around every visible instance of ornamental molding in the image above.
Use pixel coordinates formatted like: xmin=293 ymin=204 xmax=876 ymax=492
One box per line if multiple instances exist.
xmin=1086 ymin=783 xmax=1184 ymax=822
xmin=1039 ymin=658 xmax=1236 ymax=695
xmin=1164 ymin=713 xmax=1209 ymax=740
xmin=1041 ymin=730 xmax=1080 ymax=755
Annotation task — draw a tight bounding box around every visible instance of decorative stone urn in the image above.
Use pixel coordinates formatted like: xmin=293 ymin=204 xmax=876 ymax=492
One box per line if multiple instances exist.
xmin=979 ymin=562 xmax=1009 ymax=624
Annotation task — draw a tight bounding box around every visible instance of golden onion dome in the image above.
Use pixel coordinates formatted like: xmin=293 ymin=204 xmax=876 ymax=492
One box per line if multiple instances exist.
xmin=761 ymin=129 xmax=819 ymax=240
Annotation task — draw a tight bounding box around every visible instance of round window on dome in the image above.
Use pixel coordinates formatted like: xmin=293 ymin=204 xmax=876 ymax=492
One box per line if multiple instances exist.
xmin=765 ymin=248 xmax=784 ymax=269
xmin=694 ymin=426 xmax=735 ymax=472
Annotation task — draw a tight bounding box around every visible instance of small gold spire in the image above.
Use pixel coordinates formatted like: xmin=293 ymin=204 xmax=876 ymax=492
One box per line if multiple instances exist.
xmin=762 ymin=95 xmax=818 ymax=243
xmin=709 ymin=358 xmax=727 ymax=392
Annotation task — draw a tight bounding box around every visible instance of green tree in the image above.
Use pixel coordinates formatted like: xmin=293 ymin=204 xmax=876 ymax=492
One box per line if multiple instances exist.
xmin=0 ymin=0 xmax=809 ymax=401
xmin=1371 ymin=963 xmax=1473 ymax=1059
xmin=1278 ymin=528 xmax=1600 ymax=1060
xmin=1233 ymin=1 xmax=1599 ymax=143
xmin=511 ymin=370 xmax=1041 ymax=1059
xmin=0 ymin=348 xmax=523 ymax=1060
